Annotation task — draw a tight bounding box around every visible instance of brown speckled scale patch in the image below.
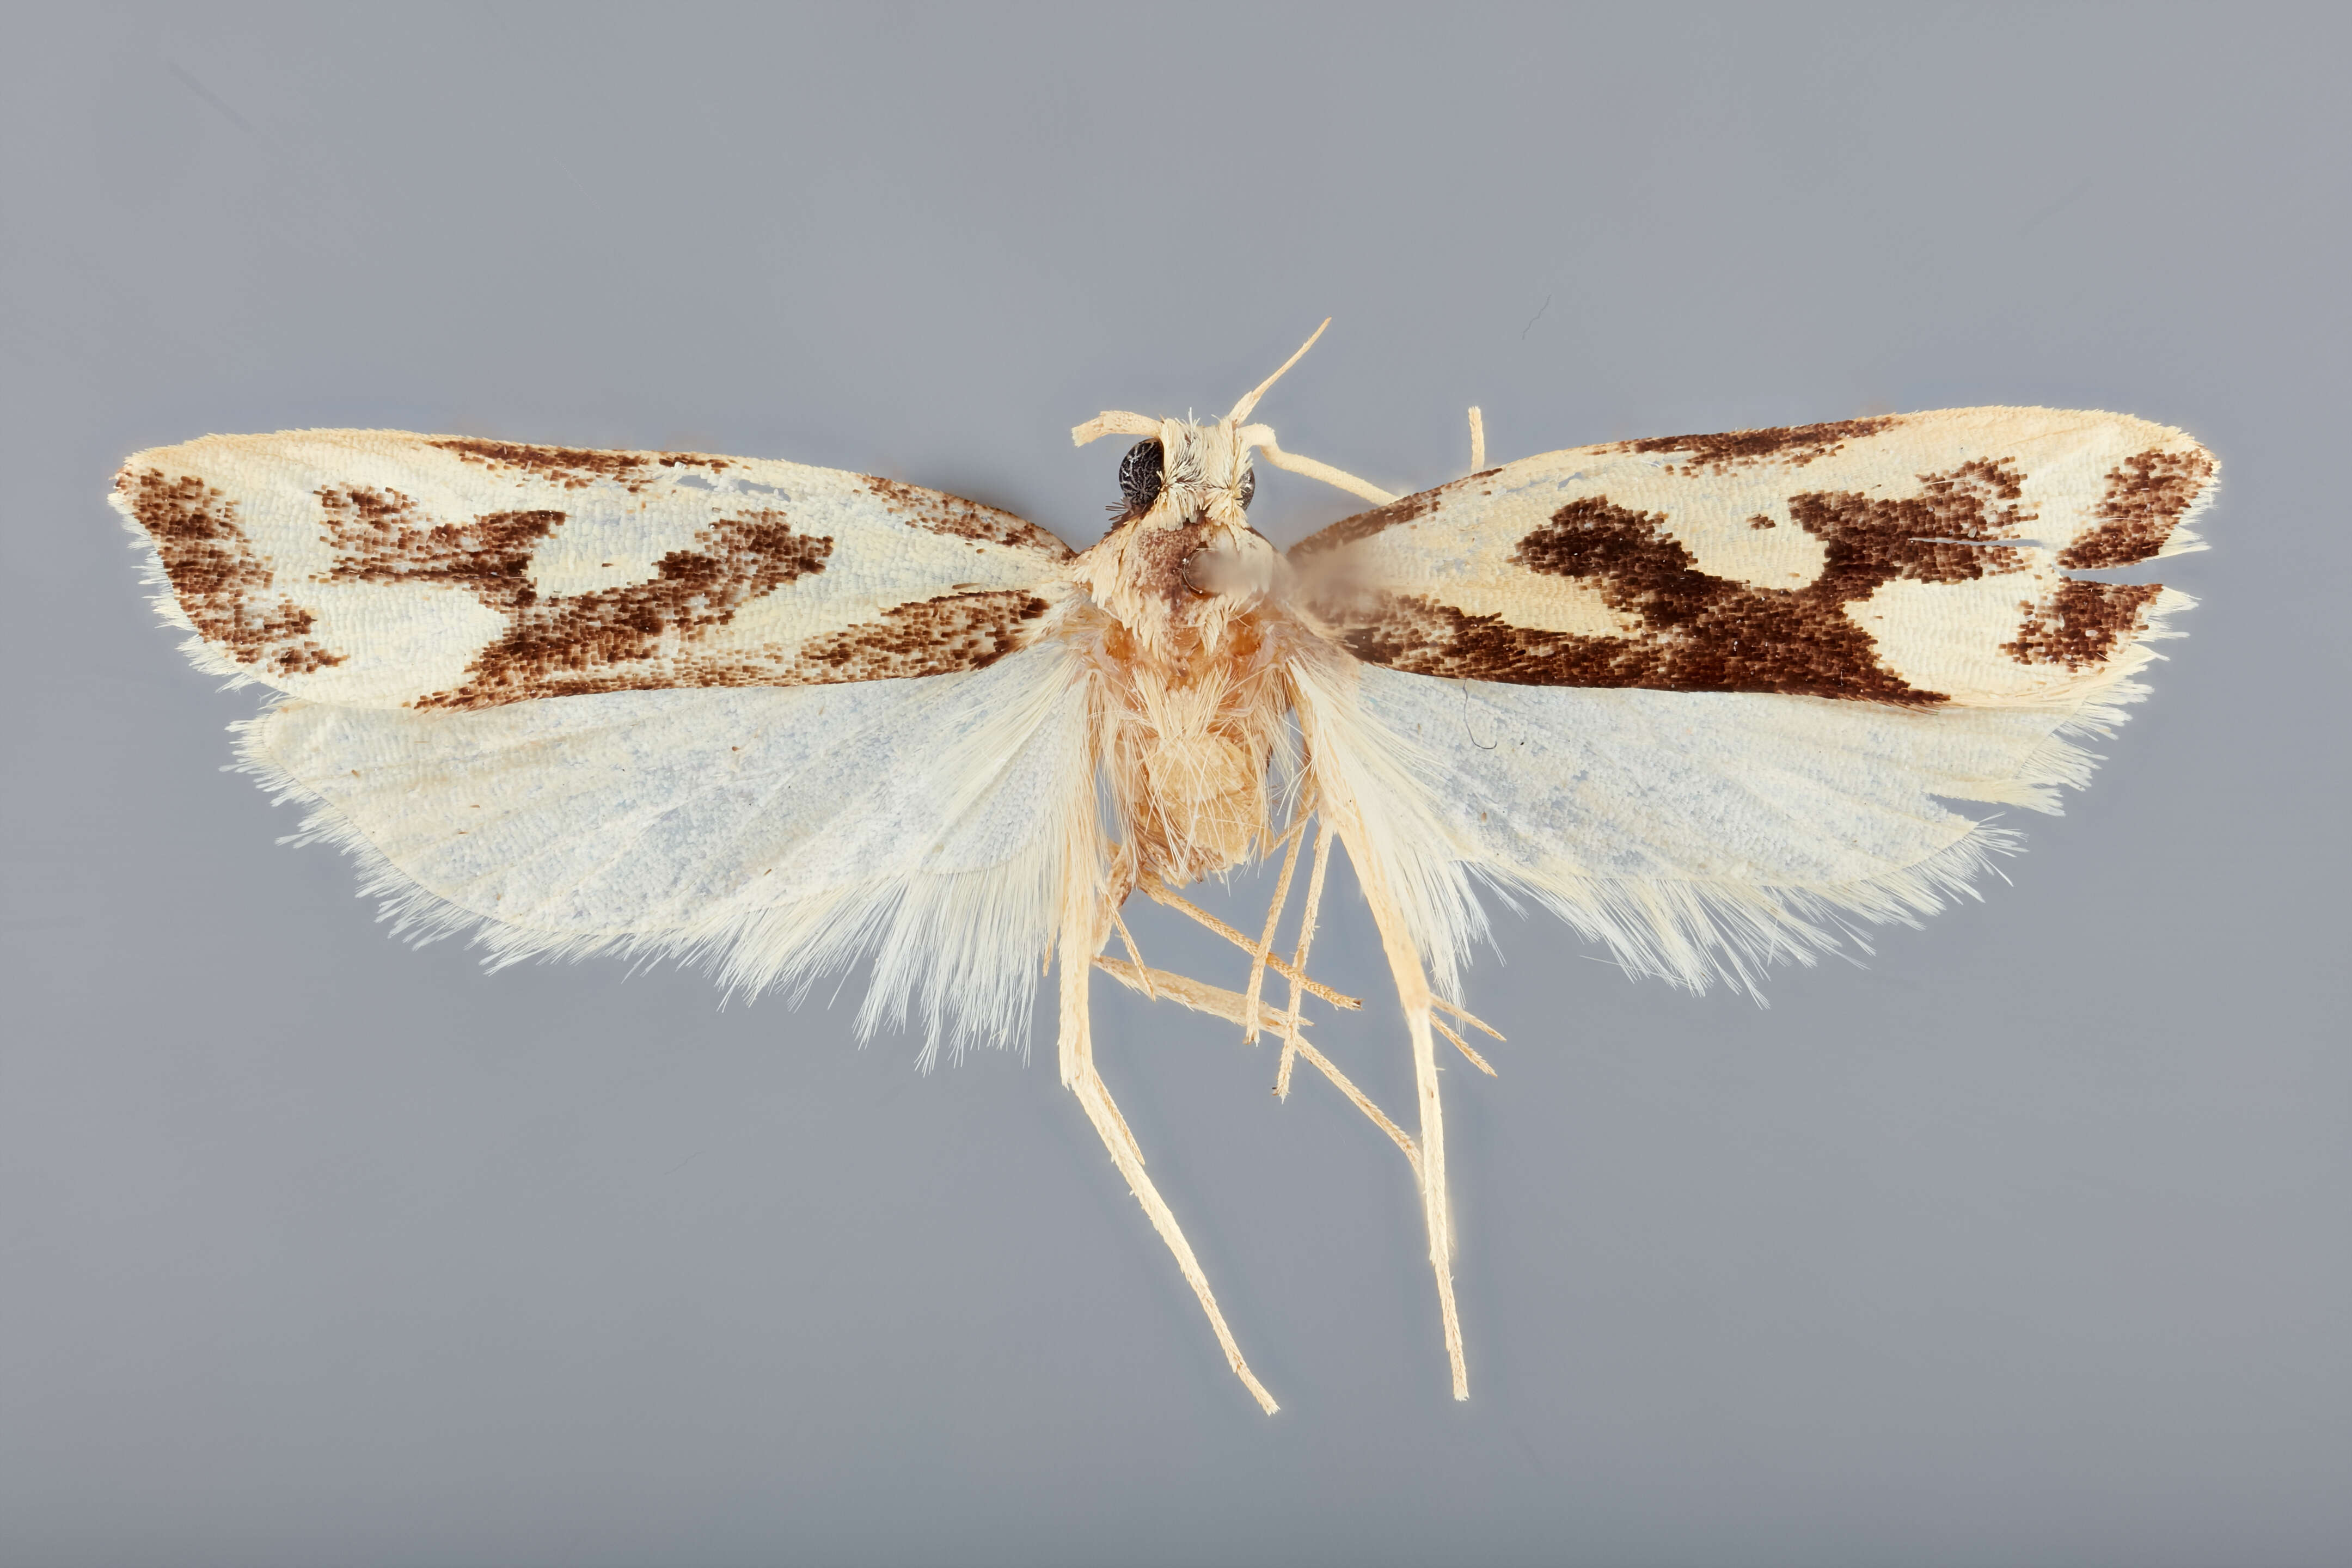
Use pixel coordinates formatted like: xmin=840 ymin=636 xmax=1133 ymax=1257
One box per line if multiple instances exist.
xmin=418 ymin=511 xmax=834 ymax=707
xmin=859 ymin=476 xmax=1071 ymax=557
xmin=2002 ymin=580 xmax=2163 ymax=670
xmin=122 ymin=468 xmax=343 ymax=675
xmin=1609 ymin=416 xmax=1901 ymax=474
xmin=429 ymin=437 xmax=730 ymax=493
xmin=1336 ymin=460 xmax=2036 ymax=704
xmin=794 ymin=591 xmax=1053 ymax=681
xmin=2057 ymin=447 xmax=2216 ymax=568
xmin=317 ymin=485 xmax=563 ymax=611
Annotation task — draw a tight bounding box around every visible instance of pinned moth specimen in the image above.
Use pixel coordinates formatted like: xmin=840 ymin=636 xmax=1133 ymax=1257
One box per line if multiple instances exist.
xmin=110 ymin=323 xmax=2217 ymax=1411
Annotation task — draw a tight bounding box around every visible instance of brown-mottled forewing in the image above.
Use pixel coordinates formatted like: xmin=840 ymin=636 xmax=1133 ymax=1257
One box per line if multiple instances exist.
xmin=1290 ymin=407 xmax=2213 ymax=708
xmin=113 ymin=431 xmax=1072 ymax=712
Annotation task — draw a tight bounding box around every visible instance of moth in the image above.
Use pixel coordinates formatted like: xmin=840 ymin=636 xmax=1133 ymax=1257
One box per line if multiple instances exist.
xmin=111 ymin=323 xmax=2216 ymax=1412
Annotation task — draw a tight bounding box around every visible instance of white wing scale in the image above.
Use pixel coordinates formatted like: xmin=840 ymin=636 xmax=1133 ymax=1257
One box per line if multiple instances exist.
xmin=238 ymin=627 xmax=1094 ymax=1058
xmin=1338 ymin=667 xmax=2142 ymax=997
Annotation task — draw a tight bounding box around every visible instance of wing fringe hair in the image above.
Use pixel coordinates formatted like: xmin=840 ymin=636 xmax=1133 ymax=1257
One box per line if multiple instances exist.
xmin=228 ymin=654 xmax=1097 ymax=1066
xmin=1357 ymin=586 xmax=2194 ymax=1003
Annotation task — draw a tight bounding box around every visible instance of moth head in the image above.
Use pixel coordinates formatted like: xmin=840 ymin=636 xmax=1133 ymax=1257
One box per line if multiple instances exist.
xmin=1071 ymin=318 xmax=1387 ymax=540
xmin=1113 ymin=418 xmax=1255 ymax=532
xmin=1076 ymin=321 xmax=1335 ymax=535
xmin=1070 ymin=414 xmax=1274 ymax=623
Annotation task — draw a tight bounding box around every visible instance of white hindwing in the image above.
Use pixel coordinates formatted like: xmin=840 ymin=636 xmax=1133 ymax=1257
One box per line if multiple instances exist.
xmin=1341 ymin=667 xmax=2144 ymax=996
xmin=239 ymin=643 xmax=1098 ymax=1056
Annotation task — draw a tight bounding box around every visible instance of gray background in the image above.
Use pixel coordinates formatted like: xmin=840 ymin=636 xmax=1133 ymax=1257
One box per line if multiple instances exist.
xmin=4 ymin=5 xmax=2345 ymax=1565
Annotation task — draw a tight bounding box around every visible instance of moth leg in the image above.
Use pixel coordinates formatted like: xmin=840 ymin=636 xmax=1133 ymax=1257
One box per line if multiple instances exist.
xmin=1058 ymin=905 xmax=1279 ymax=1414
xmin=1336 ymin=820 xmax=1471 ymax=1401
xmin=1107 ymin=901 xmax=1154 ymax=1001
xmin=1240 ymin=818 xmax=1307 ymax=1044
xmin=1100 ymin=844 xmax=1155 ymax=999
xmin=1432 ymin=1015 xmax=1496 ymax=1077
xmin=1276 ymin=819 xmax=1337 ymax=1100
xmin=1140 ymin=881 xmax=1361 ymax=1010
xmin=1433 ymin=996 xmax=1504 ymax=1043
xmin=1467 ymin=405 xmax=1486 ymax=473
xmin=1094 ymin=954 xmax=1420 ymax=1177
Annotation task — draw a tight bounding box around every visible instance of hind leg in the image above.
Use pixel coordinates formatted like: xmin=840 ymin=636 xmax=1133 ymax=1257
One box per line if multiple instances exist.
xmin=1337 ymin=822 xmax=1471 ymax=1401
xmin=1057 ymin=893 xmax=1279 ymax=1414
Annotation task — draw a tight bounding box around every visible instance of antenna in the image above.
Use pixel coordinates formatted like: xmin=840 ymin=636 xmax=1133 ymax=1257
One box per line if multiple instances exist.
xmin=1226 ymin=318 xmax=1331 ymax=425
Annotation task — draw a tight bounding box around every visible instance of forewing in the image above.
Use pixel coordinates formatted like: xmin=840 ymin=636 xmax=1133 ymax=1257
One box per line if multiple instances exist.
xmin=240 ymin=642 xmax=1096 ymax=1055
xmin=1292 ymin=408 xmax=2214 ymax=708
xmin=112 ymin=430 xmax=1071 ymax=710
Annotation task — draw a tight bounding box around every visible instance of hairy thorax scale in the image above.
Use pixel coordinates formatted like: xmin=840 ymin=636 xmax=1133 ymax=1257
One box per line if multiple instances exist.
xmin=1061 ymin=416 xmax=1295 ymax=887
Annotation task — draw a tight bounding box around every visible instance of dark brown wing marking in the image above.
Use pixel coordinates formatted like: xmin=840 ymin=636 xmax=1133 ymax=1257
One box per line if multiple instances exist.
xmin=793 ymin=590 xmax=1053 ymax=681
xmin=317 ymin=486 xmax=562 ymax=611
xmin=1328 ymin=460 xmax=2035 ymax=705
xmin=2002 ymin=580 xmax=2163 ymax=670
xmin=2057 ymin=447 xmax=2216 ymax=568
xmin=120 ymin=468 xmax=344 ymax=676
xmin=417 ymin=511 xmax=834 ymax=708
xmin=428 ymin=437 xmax=731 ymax=493
xmin=859 ymin=475 xmax=1072 ymax=557
xmin=1607 ymin=416 xmax=1902 ymax=474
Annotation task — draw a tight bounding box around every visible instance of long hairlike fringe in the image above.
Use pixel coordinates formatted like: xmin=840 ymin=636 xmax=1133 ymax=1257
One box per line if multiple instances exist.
xmin=1290 ymin=583 xmax=2190 ymax=1004
xmin=232 ymin=653 xmax=1099 ymax=1068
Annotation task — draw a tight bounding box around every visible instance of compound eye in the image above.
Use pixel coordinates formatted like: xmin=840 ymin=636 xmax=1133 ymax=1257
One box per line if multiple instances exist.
xmin=1116 ymin=439 xmax=1165 ymax=518
xmin=1235 ymin=467 xmax=1255 ymax=510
